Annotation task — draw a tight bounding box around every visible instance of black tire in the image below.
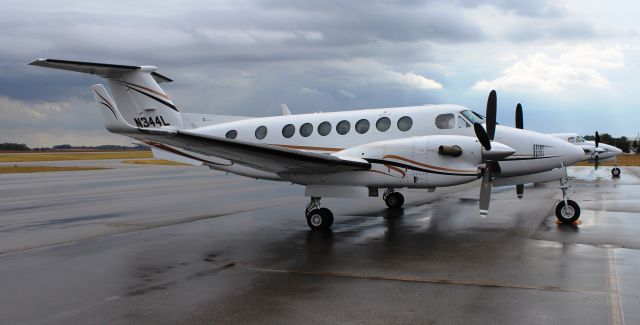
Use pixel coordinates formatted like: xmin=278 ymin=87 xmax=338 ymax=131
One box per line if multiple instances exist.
xmin=555 ymin=200 xmax=581 ymax=224
xmin=306 ymin=208 xmax=334 ymax=230
xmin=385 ymin=192 xmax=405 ymax=208
xmin=612 ymin=168 xmax=621 ymax=177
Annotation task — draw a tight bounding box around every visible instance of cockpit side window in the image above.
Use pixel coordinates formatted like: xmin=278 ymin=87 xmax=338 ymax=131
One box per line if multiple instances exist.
xmin=435 ymin=113 xmax=455 ymax=129
xmin=568 ymin=137 xmax=576 ymax=143
xmin=457 ymin=116 xmax=470 ymax=128
xmin=460 ymin=110 xmax=484 ymax=124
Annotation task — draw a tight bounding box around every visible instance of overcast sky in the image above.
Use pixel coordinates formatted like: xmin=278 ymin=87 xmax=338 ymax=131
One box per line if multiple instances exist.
xmin=1 ymin=0 xmax=639 ymax=146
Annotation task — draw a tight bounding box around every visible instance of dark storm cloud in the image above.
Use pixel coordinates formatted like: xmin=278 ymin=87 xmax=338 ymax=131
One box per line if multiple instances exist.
xmin=0 ymin=0 xmax=628 ymax=146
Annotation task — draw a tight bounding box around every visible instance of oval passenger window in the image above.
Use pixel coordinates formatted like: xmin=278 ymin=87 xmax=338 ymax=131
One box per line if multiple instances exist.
xmin=255 ymin=126 xmax=268 ymax=139
xmin=376 ymin=117 xmax=391 ymax=132
xmin=355 ymin=119 xmax=370 ymax=134
xmin=336 ymin=120 xmax=350 ymax=135
xmin=225 ymin=130 xmax=238 ymax=139
xmin=318 ymin=121 xmax=332 ymax=136
xmin=300 ymin=123 xmax=313 ymax=137
xmin=282 ymin=124 xmax=295 ymax=138
xmin=397 ymin=116 xmax=412 ymax=132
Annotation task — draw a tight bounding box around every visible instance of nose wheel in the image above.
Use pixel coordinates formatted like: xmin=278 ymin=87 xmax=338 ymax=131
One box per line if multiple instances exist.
xmin=612 ymin=167 xmax=621 ymax=177
xmin=383 ymin=188 xmax=404 ymax=208
xmin=555 ymin=175 xmax=581 ymax=224
xmin=305 ymin=197 xmax=334 ymax=230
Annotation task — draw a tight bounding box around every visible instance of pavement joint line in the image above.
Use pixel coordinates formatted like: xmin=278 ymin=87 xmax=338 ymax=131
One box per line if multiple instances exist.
xmin=607 ymin=249 xmax=626 ymax=325
xmin=241 ymin=264 xmax=608 ymax=294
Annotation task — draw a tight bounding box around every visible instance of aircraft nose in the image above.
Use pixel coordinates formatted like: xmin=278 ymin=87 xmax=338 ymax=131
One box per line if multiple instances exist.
xmin=564 ymin=141 xmax=586 ymax=165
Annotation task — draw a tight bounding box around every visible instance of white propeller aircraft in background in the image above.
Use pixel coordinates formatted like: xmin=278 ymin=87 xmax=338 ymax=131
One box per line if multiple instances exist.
xmin=550 ymin=132 xmax=623 ymax=176
xmin=30 ymin=59 xmax=586 ymax=230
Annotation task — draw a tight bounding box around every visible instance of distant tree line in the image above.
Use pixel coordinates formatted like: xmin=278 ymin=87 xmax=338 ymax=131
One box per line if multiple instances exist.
xmin=0 ymin=143 xmax=149 ymax=151
xmin=0 ymin=143 xmax=30 ymax=151
xmin=583 ymin=133 xmax=637 ymax=153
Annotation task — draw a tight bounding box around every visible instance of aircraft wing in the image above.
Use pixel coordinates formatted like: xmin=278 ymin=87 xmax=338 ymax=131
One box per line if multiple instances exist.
xmin=133 ymin=128 xmax=371 ymax=174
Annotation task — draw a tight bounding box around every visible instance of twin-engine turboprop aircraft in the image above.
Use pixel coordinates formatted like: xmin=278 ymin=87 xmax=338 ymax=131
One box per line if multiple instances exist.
xmin=550 ymin=132 xmax=623 ymax=176
xmin=30 ymin=59 xmax=586 ymax=230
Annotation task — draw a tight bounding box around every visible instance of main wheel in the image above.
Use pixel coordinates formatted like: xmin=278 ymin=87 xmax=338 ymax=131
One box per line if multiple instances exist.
xmin=555 ymin=200 xmax=581 ymax=224
xmin=306 ymin=208 xmax=334 ymax=230
xmin=612 ymin=168 xmax=621 ymax=177
xmin=385 ymin=192 xmax=405 ymax=208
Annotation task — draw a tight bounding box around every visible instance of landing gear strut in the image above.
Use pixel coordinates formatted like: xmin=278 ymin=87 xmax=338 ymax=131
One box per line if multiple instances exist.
xmin=383 ymin=188 xmax=404 ymax=208
xmin=555 ymin=174 xmax=581 ymax=224
xmin=305 ymin=197 xmax=333 ymax=231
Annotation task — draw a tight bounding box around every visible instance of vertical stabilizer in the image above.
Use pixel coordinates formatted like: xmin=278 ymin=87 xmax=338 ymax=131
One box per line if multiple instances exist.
xmin=30 ymin=59 xmax=183 ymax=130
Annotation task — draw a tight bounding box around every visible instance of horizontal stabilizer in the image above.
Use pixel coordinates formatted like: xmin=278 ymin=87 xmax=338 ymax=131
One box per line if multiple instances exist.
xmin=29 ymin=58 xmax=172 ymax=83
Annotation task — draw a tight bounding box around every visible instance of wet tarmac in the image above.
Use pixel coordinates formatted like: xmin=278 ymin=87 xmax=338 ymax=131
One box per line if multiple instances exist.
xmin=0 ymin=162 xmax=638 ymax=324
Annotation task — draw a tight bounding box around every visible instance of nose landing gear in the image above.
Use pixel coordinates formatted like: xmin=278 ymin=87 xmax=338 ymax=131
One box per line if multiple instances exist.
xmin=555 ymin=175 xmax=581 ymax=224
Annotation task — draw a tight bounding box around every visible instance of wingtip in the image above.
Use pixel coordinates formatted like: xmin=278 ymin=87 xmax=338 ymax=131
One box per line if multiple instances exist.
xmin=29 ymin=58 xmax=47 ymax=66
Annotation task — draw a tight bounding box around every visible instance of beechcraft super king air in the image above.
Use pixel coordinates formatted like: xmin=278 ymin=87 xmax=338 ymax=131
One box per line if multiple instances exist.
xmin=30 ymin=59 xmax=587 ymax=230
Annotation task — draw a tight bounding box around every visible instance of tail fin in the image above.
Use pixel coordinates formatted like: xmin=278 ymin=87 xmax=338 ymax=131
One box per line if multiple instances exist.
xmin=90 ymin=84 xmax=137 ymax=134
xmin=30 ymin=58 xmax=183 ymax=131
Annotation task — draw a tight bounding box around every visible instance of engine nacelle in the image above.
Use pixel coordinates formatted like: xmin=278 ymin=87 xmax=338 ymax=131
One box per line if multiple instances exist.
xmin=333 ymin=135 xmax=483 ymax=188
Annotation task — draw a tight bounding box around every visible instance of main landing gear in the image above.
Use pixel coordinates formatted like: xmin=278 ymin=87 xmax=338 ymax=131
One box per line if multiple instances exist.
xmin=305 ymin=197 xmax=333 ymax=231
xmin=383 ymin=188 xmax=404 ymax=208
xmin=555 ymin=175 xmax=581 ymax=224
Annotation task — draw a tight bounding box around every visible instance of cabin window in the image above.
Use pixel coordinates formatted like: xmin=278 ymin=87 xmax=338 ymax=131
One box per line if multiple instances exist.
xmin=318 ymin=121 xmax=332 ymax=136
xmin=255 ymin=126 xmax=268 ymax=140
xmin=282 ymin=124 xmax=295 ymax=138
xmin=355 ymin=119 xmax=370 ymax=134
xmin=458 ymin=116 xmax=470 ymax=128
xmin=225 ymin=130 xmax=238 ymax=139
xmin=397 ymin=116 xmax=413 ymax=132
xmin=376 ymin=117 xmax=391 ymax=132
xmin=336 ymin=120 xmax=350 ymax=135
xmin=568 ymin=137 xmax=576 ymax=143
xmin=435 ymin=114 xmax=455 ymax=129
xmin=300 ymin=123 xmax=313 ymax=137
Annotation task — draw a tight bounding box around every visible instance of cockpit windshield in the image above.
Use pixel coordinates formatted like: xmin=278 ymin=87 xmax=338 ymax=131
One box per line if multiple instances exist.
xmin=576 ymin=136 xmax=586 ymax=143
xmin=461 ymin=110 xmax=484 ymax=124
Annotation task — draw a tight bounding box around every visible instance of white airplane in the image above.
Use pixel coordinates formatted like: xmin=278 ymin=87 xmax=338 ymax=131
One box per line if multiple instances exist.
xmin=550 ymin=132 xmax=622 ymax=176
xmin=30 ymin=59 xmax=586 ymax=229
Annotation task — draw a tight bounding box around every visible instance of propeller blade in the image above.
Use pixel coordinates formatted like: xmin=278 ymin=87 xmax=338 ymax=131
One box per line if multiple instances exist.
xmin=486 ymin=90 xmax=497 ymax=140
xmin=474 ymin=122 xmax=491 ymax=150
xmin=516 ymin=184 xmax=524 ymax=199
xmin=595 ymin=154 xmax=599 ymax=170
xmin=479 ymin=165 xmax=493 ymax=216
xmin=595 ymin=131 xmax=600 ymax=148
xmin=515 ymin=103 xmax=523 ymax=129
xmin=491 ymin=161 xmax=502 ymax=175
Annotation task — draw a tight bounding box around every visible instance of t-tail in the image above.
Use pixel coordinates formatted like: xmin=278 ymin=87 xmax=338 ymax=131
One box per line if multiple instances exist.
xmin=29 ymin=59 xmax=183 ymax=132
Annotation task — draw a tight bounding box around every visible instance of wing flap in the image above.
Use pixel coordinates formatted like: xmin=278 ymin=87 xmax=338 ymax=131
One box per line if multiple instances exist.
xmin=132 ymin=129 xmax=370 ymax=174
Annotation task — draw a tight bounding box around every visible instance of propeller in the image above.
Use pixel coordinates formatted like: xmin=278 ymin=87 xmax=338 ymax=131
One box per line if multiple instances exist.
xmin=515 ymin=103 xmax=524 ymax=199
xmin=594 ymin=131 xmax=600 ymax=170
xmin=472 ymin=90 xmax=515 ymax=216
